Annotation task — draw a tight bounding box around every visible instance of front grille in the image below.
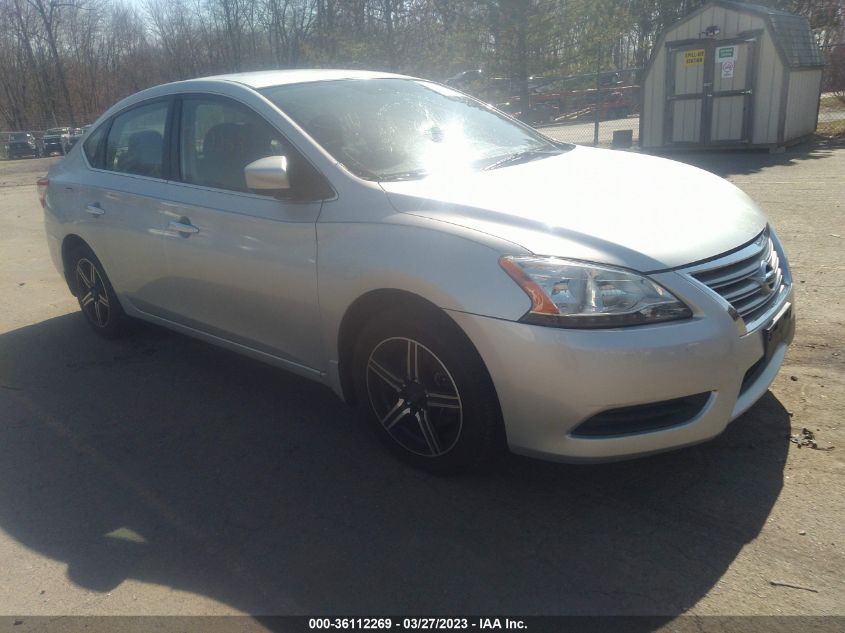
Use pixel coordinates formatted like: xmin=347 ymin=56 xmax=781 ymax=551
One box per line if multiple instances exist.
xmin=689 ymin=229 xmax=785 ymax=327
xmin=571 ymin=393 xmax=711 ymax=438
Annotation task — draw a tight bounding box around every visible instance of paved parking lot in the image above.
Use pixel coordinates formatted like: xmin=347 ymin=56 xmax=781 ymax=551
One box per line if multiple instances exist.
xmin=0 ymin=145 xmax=843 ymax=620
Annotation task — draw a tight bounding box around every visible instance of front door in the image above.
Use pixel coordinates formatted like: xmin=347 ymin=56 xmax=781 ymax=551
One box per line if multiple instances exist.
xmin=159 ymin=95 xmax=326 ymax=373
xmin=665 ymin=35 xmax=758 ymax=146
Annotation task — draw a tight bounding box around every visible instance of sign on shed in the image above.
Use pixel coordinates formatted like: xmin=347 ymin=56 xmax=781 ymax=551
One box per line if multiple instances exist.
xmin=717 ymin=46 xmax=738 ymax=62
xmin=684 ymin=49 xmax=705 ymax=65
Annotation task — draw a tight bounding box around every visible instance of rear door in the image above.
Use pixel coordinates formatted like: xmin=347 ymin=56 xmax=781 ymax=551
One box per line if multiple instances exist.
xmin=74 ymin=99 xmax=176 ymax=316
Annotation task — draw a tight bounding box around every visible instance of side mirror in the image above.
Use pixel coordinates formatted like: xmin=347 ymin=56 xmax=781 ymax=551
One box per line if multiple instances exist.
xmin=244 ymin=155 xmax=290 ymax=193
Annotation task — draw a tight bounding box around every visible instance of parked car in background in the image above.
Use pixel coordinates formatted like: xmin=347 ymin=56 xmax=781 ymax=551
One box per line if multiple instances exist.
xmin=5 ymin=132 xmax=41 ymax=159
xmin=42 ymin=127 xmax=72 ymax=155
xmin=40 ymin=70 xmax=795 ymax=472
xmin=67 ymin=126 xmax=90 ymax=150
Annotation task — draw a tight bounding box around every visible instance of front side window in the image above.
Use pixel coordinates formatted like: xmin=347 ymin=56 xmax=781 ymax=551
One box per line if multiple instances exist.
xmin=261 ymin=78 xmax=568 ymax=181
xmin=105 ymin=101 xmax=169 ymax=178
xmin=179 ymin=97 xmax=288 ymax=193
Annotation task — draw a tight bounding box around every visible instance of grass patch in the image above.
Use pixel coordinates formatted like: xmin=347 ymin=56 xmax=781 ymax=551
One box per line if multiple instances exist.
xmin=817 ymin=118 xmax=845 ymax=138
xmin=819 ymin=94 xmax=845 ymax=109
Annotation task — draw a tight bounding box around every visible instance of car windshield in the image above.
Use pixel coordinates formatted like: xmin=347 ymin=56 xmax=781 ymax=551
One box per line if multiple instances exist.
xmin=9 ymin=133 xmax=29 ymax=141
xmin=261 ymin=78 xmax=569 ymax=181
xmin=46 ymin=128 xmax=67 ymax=135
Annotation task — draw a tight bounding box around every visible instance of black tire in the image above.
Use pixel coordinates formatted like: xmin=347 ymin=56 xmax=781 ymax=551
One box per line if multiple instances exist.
xmin=68 ymin=244 xmax=131 ymax=339
xmin=352 ymin=305 xmax=506 ymax=473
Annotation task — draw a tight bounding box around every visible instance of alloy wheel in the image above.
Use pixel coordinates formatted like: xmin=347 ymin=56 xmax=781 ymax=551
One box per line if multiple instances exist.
xmin=366 ymin=337 xmax=463 ymax=457
xmin=75 ymin=258 xmax=110 ymax=328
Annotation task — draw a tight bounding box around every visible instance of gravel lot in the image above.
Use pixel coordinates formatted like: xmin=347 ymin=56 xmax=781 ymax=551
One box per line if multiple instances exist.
xmin=0 ymin=146 xmax=843 ymax=622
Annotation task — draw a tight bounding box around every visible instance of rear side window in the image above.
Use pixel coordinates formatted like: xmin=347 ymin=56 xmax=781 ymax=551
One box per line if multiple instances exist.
xmin=83 ymin=124 xmax=108 ymax=168
xmin=105 ymin=101 xmax=169 ymax=178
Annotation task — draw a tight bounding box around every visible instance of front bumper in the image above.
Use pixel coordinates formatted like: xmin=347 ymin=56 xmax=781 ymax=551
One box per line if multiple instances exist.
xmin=447 ymin=269 xmax=794 ymax=462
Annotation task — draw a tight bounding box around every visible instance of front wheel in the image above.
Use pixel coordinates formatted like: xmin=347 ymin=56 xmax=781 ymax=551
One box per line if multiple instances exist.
xmin=352 ymin=306 xmax=505 ymax=473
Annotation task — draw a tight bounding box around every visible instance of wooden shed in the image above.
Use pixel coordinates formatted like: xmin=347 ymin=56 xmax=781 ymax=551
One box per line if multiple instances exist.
xmin=641 ymin=1 xmax=824 ymax=150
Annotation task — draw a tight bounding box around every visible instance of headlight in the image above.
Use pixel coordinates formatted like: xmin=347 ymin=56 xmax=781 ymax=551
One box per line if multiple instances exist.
xmin=500 ymin=255 xmax=692 ymax=328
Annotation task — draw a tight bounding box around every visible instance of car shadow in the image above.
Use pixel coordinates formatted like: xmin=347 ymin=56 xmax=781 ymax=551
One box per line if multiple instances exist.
xmin=649 ymin=137 xmax=845 ymax=178
xmin=0 ymin=313 xmax=790 ymax=618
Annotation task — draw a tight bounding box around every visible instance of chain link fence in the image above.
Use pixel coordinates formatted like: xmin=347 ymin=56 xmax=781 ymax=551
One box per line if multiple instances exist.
xmin=530 ymin=68 xmax=642 ymax=148
xmin=818 ymin=44 xmax=845 ymax=139
xmin=818 ymin=92 xmax=845 ymax=138
xmin=446 ymin=67 xmax=642 ymax=148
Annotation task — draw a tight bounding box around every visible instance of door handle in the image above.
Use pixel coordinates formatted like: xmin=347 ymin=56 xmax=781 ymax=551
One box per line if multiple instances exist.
xmin=168 ymin=220 xmax=200 ymax=236
xmin=85 ymin=203 xmax=104 ymax=216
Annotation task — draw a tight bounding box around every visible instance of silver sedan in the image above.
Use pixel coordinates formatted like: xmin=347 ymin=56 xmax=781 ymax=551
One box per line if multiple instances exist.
xmin=40 ymin=69 xmax=795 ymax=471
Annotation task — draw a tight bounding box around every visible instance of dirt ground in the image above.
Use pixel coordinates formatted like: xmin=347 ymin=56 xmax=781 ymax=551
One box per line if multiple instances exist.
xmin=0 ymin=145 xmax=843 ymax=623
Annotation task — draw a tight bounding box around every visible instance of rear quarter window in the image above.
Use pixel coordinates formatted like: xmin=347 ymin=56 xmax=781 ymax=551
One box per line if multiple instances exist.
xmin=83 ymin=124 xmax=108 ymax=168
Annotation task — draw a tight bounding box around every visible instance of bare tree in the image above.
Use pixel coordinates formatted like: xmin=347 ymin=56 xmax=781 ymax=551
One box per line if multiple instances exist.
xmin=27 ymin=0 xmax=79 ymax=124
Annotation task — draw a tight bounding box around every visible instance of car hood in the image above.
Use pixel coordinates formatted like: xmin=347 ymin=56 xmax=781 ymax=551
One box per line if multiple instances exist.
xmin=381 ymin=146 xmax=767 ymax=272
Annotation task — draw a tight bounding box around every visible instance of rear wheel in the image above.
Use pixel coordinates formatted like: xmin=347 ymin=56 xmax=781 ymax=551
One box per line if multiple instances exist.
xmin=69 ymin=245 xmax=131 ymax=339
xmin=352 ymin=306 xmax=505 ymax=473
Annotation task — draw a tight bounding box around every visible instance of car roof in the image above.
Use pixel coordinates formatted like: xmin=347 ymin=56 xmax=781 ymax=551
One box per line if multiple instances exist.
xmin=93 ymin=69 xmax=420 ymax=129
xmin=194 ymin=68 xmax=412 ymax=90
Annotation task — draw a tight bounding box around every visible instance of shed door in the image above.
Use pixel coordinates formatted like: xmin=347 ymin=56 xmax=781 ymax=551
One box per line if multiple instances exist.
xmin=666 ymin=45 xmax=707 ymax=144
xmin=708 ymin=38 xmax=757 ymax=144
xmin=665 ymin=35 xmax=758 ymax=146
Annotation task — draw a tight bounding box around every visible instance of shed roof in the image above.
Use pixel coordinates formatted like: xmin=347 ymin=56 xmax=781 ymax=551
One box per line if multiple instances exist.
xmin=705 ymin=1 xmax=824 ymax=68
xmin=650 ymin=1 xmax=824 ymax=71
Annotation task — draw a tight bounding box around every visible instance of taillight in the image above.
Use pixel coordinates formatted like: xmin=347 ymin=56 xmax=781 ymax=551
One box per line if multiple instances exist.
xmin=37 ymin=176 xmax=48 ymax=209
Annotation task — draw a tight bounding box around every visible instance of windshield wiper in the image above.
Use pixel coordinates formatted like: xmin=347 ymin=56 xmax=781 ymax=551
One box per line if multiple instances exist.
xmin=378 ymin=168 xmax=430 ymax=182
xmin=482 ymin=149 xmax=563 ymax=171
xmin=378 ymin=148 xmax=564 ymax=180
